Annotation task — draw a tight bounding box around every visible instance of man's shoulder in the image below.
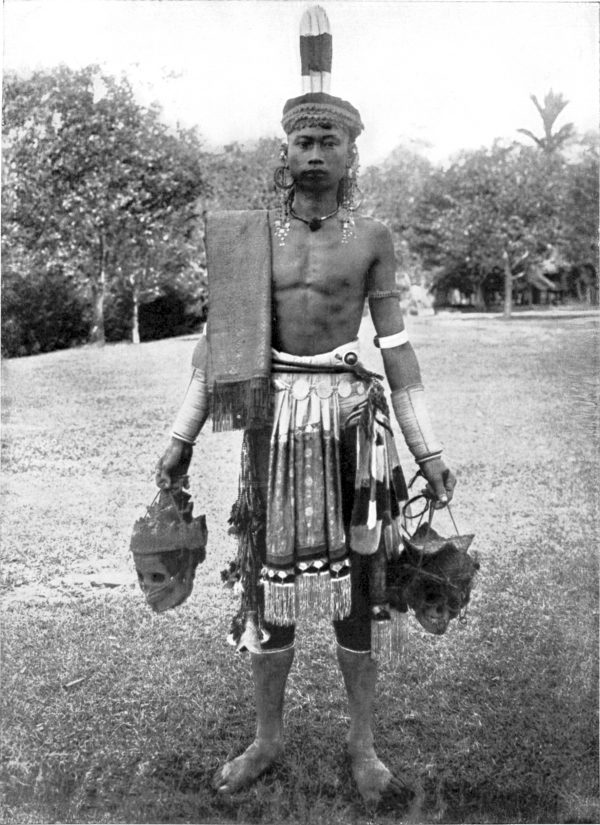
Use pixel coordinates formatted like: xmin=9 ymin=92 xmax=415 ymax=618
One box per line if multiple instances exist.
xmin=354 ymin=215 xmax=393 ymax=248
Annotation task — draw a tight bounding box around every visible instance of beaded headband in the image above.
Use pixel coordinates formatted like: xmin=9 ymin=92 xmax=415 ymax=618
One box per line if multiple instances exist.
xmin=281 ymin=6 xmax=364 ymax=141
xmin=282 ymin=92 xmax=364 ymax=140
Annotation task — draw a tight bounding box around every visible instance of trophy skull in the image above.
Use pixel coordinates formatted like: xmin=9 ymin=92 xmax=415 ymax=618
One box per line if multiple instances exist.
xmin=134 ymin=551 xmax=194 ymax=613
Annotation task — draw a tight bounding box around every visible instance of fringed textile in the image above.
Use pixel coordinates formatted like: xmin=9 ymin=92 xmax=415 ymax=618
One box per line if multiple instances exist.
xmin=205 ymin=211 xmax=273 ymax=431
xmin=262 ymin=372 xmax=355 ymax=624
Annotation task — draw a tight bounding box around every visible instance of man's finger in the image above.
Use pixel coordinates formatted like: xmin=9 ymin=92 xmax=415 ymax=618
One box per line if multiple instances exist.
xmin=444 ymin=470 xmax=457 ymax=502
xmin=155 ymin=462 xmax=171 ymax=490
xmin=426 ymin=478 xmax=448 ymax=507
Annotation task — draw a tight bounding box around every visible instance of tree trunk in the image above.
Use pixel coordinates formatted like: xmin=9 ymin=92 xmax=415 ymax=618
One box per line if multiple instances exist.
xmin=502 ymin=250 xmax=512 ymax=319
xmin=89 ymin=231 xmax=106 ymax=345
xmin=132 ymin=279 xmax=141 ymax=344
xmin=473 ymin=282 xmax=486 ymax=311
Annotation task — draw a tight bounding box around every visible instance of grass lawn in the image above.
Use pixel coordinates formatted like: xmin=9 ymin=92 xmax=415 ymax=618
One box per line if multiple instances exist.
xmin=1 ymin=312 xmax=598 ymax=824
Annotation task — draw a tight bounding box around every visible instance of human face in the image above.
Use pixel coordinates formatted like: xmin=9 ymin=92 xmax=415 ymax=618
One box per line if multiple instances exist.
xmin=286 ymin=125 xmax=350 ymax=191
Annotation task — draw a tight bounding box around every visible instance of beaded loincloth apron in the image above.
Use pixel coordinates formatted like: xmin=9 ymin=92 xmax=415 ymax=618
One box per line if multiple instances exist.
xmin=261 ymin=342 xmax=406 ymax=631
xmin=227 ymin=341 xmax=408 ymax=660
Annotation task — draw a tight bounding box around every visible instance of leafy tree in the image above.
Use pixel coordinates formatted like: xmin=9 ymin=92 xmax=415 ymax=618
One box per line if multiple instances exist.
xmin=362 ymin=146 xmax=434 ymax=288
xmin=2 ymin=66 xmax=207 ymax=348
xmin=1 ymin=253 xmax=89 ymax=357
xmin=559 ymin=133 xmax=599 ymax=267
xmin=413 ymin=142 xmax=578 ymax=312
xmin=200 ymin=137 xmax=282 ymax=212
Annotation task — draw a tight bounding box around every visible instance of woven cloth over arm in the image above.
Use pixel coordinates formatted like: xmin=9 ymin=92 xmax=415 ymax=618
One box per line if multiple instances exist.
xmin=205 ymin=210 xmax=273 ymax=431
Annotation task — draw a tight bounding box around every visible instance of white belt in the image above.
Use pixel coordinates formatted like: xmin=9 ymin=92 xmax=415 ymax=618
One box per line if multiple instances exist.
xmin=271 ymin=339 xmax=361 ymax=369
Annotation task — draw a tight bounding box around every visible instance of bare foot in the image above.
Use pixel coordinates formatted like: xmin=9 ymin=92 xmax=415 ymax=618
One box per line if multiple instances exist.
xmin=212 ymin=739 xmax=283 ymax=794
xmin=349 ymin=746 xmax=414 ymax=807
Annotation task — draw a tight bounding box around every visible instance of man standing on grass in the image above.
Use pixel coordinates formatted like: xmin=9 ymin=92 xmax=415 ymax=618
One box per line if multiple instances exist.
xmin=156 ymin=5 xmax=455 ymax=807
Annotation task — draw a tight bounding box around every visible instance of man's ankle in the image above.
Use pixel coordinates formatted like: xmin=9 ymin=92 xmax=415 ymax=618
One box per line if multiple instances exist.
xmin=254 ymin=734 xmax=284 ymax=751
xmin=347 ymin=735 xmax=376 ymax=758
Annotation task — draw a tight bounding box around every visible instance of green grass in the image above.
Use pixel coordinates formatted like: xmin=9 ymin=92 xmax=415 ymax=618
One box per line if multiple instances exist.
xmin=1 ymin=314 xmax=598 ymax=824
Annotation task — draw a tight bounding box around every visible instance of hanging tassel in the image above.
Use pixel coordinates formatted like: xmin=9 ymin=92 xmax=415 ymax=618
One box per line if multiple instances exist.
xmin=300 ymin=6 xmax=332 ymax=93
xmin=370 ymin=606 xmax=406 ymax=664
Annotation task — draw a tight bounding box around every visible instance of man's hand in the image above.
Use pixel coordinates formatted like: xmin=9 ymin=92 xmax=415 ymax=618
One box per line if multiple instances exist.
xmin=419 ymin=457 xmax=456 ymax=508
xmin=155 ymin=438 xmax=194 ymax=490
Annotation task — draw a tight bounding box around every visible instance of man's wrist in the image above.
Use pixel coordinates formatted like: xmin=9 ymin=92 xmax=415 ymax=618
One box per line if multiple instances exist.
xmin=170 ymin=433 xmax=196 ymax=447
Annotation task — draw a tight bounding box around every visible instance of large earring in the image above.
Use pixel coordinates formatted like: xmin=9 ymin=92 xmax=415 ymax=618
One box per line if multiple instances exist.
xmin=339 ymin=144 xmax=362 ymax=244
xmin=274 ymin=142 xmax=294 ymax=246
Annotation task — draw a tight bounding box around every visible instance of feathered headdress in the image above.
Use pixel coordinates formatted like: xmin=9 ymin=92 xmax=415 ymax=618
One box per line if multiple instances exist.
xmin=282 ymin=5 xmax=364 ymax=141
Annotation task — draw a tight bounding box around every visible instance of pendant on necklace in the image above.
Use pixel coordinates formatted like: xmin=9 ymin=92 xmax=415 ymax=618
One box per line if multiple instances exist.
xmin=290 ymin=206 xmax=339 ymax=233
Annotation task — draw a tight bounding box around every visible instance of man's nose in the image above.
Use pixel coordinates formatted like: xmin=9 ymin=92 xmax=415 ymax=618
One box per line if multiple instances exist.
xmin=308 ymin=146 xmax=324 ymax=163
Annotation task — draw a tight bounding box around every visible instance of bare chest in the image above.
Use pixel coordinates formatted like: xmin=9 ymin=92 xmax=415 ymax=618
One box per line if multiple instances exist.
xmin=271 ymin=219 xmax=375 ymax=298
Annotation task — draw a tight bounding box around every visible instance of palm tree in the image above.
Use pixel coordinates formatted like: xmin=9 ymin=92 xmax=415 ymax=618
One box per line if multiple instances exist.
xmin=518 ymin=90 xmax=574 ymax=153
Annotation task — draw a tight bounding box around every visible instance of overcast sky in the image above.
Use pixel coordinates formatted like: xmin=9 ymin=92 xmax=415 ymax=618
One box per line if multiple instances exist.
xmin=3 ymin=0 xmax=598 ymax=165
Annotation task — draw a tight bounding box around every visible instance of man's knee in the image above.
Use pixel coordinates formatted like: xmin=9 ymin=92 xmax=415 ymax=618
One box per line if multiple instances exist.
xmin=333 ymin=616 xmax=371 ymax=653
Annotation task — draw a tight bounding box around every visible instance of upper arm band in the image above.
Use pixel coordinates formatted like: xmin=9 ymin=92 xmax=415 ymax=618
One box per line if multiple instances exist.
xmin=368 ymin=289 xmax=402 ymax=300
xmin=373 ymin=330 xmax=409 ymax=349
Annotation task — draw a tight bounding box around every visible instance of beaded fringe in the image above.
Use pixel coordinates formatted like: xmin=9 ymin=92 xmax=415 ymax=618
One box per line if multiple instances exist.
xmin=296 ymin=569 xmax=332 ymax=615
xmin=263 ymin=571 xmax=352 ymax=625
xmin=331 ymin=574 xmax=353 ymax=620
xmin=370 ymin=612 xmax=407 ymax=665
xmin=263 ymin=580 xmax=297 ymax=625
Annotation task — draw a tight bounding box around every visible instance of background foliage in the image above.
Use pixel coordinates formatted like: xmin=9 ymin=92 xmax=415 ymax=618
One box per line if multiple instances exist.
xmin=2 ymin=67 xmax=598 ymax=356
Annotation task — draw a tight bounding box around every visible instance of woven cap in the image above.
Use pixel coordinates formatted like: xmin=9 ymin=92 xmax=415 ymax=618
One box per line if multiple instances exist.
xmin=282 ymin=92 xmax=364 ymax=140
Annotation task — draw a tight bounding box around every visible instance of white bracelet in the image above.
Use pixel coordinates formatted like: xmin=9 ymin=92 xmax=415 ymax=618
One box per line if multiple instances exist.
xmin=374 ymin=330 xmax=409 ymax=349
xmin=390 ymin=384 xmax=443 ymax=462
xmin=171 ymin=368 xmax=209 ymax=444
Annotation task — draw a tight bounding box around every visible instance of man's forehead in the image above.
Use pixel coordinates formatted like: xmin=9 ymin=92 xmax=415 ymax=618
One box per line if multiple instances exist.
xmin=288 ymin=125 xmax=349 ymax=140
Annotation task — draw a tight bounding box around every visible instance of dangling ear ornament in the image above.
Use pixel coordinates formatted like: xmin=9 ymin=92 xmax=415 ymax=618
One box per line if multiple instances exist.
xmin=273 ymin=143 xmax=294 ymax=246
xmin=340 ymin=145 xmax=362 ymax=244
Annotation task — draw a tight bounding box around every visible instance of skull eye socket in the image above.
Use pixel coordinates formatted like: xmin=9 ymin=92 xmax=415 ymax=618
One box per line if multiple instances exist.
xmin=136 ymin=570 xmax=167 ymax=584
xmin=422 ymin=586 xmax=441 ymax=605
